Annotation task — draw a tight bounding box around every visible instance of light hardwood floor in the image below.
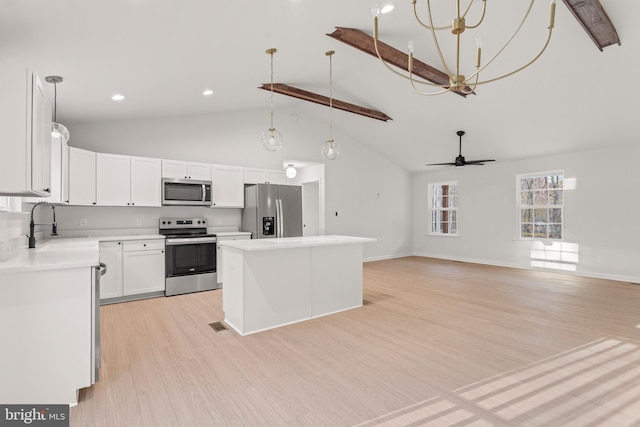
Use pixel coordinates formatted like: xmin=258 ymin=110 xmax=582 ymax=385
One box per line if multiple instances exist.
xmin=71 ymin=257 xmax=640 ymax=427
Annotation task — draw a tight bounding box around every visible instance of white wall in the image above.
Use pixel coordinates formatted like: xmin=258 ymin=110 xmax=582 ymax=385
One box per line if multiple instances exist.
xmin=66 ymin=106 xmax=413 ymax=260
xmin=413 ymin=144 xmax=640 ymax=282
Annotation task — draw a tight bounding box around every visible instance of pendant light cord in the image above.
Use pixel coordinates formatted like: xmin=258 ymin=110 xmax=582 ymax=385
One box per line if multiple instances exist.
xmin=53 ymin=82 xmax=57 ymax=122
xmin=269 ymin=49 xmax=275 ymax=130
xmin=327 ymin=50 xmax=335 ymax=141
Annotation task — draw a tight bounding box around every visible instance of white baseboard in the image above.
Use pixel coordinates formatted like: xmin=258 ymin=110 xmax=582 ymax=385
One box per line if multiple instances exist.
xmin=410 ymin=251 xmax=640 ymax=285
xmin=364 ymin=252 xmax=413 ymax=263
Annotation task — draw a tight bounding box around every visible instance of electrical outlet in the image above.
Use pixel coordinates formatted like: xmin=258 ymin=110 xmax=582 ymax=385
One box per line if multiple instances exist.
xmin=80 ymin=218 xmax=87 ymax=227
xmin=136 ymin=218 xmax=143 ymax=226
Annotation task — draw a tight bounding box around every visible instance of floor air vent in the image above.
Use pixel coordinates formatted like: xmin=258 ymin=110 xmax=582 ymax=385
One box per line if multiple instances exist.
xmin=209 ymin=322 xmax=228 ymax=332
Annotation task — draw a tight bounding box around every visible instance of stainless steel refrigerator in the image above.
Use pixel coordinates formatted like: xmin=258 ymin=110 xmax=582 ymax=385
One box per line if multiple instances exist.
xmin=241 ymin=184 xmax=303 ymax=239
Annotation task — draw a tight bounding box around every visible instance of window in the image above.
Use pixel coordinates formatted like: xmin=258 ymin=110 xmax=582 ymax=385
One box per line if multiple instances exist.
xmin=428 ymin=181 xmax=457 ymax=235
xmin=518 ymin=172 xmax=564 ymax=240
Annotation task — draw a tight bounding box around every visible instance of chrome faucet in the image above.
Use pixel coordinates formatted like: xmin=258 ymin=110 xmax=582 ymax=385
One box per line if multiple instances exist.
xmin=28 ymin=201 xmax=58 ymax=249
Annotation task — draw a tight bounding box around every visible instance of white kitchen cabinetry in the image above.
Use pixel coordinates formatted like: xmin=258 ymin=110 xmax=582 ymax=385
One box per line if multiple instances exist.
xmin=99 ymin=241 xmax=123 ymax=299
xmin=68 ymin=147 xmax=97 ymax=205
xmin=162 ymin=160 xmax=211 ymax=180
xmin=96 ymin=153 xmax=131 ymax=206
xmin=244 ymin=168 xmax=286 ymax=185
xmin=216 ymin=233 xmax=251 ymax=285
xmin=0 ymin=65 xmax=52 ymax=197
xmin=49 ymin=137 xmax=69 ymax=204
xmin=123 ymin=240 xmax=165 ymax=296
xmin=96 ymin=154 xmax=161 ymax=207
xmin=212 ymin=164 xmax=244 ymax=208
xmin=131 ymin=156 xmax=162 ymax=206
xmin=100 ymin=238 xmax=165 ymax=303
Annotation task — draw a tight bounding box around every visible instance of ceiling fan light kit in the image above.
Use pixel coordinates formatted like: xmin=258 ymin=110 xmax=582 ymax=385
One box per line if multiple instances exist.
xmin=372 ymin=0 xmax=557 ymax=96
xmin=426 ymin=130 xmax=495 ymax=167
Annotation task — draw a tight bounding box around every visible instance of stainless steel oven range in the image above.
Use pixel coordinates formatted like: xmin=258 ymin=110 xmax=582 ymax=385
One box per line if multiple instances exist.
xmin=160 ymin=217 xmax=217 ymax=296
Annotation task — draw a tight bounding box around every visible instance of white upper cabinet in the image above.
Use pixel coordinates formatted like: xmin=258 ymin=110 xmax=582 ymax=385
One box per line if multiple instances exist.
xmin=212 ymin=164 xmax=244 ymax=208
xmin=0 ymin=65 xmax=52 ymax=196
xmin=96 ymin=154 xmax=161 ymax=207
xmin=96 ymin=153 xmax=131 ymax=206
xmin=130 ymin=156 xmax=161 ymax=206
xmin=162 ymin=160 xmax=211 ymax=180
xmin=48 ymin=137 xmax=68 ymax=204
xmin=244 ymin=168 xmax=287 ymax=185
xmin=68 ymin=147 xmax=96 ymax=206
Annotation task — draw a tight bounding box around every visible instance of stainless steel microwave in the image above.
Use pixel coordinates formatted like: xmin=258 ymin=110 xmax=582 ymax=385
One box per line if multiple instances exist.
xmin=162 ymin=178 xmax=212 ymax=206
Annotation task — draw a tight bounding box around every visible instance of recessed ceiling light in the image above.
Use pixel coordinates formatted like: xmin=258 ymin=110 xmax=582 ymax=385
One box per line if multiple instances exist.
xmin=381 ymin=4 xmax=394 ymax=13
xmin=111 ymin=94 xmax=125 ymax=101
xmin=203 ymin=89 xmax=214 ymax=96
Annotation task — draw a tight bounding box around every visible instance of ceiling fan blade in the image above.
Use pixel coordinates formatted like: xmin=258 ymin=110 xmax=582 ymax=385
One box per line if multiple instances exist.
xmin=464 ymin=159 xmax=496 ymax=165
xmin=426 ymin=162 xmax=457 ymax=166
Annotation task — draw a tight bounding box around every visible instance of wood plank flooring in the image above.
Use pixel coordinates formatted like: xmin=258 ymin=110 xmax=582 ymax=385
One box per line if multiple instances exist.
xmin=70 ymin=257 xmax=640 ymax=426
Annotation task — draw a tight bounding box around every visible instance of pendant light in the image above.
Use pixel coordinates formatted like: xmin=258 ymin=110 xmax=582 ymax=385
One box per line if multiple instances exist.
xmin=45 ymin=76 xmax=70 ymax=144
xmin=321 ymin=51 xmax=340 ymax=160
xmin=261 ymin=48 xmax=283 ymax=151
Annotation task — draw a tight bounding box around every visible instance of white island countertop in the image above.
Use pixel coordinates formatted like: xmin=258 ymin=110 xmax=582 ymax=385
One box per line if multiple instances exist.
xmin=218 ymin=235 xmax=376 ymax=251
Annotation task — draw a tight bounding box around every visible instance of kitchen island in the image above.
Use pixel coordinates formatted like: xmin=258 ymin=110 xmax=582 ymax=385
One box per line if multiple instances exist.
xmin=219 ymin=235 xmax=376 ymax=336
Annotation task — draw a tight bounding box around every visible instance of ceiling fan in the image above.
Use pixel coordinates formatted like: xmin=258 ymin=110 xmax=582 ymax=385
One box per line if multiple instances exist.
xmin=426 ymin=131 xmax=496 ymax=167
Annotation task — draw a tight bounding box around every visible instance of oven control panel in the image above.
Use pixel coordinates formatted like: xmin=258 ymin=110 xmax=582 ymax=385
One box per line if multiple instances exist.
xmin=160 ymin=218 xmax=207 ymax=229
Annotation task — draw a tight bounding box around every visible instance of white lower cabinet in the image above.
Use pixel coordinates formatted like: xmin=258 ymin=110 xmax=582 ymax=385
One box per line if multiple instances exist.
xmin=123 ymin=240 xmax=165 ymax=295
xmin=216 ymin=233 xmax=251 ymax=285
xmin=99 ymin=241 xmax=123 ymax=299
xmin=99 ymin=238 xmax=165 ymax=302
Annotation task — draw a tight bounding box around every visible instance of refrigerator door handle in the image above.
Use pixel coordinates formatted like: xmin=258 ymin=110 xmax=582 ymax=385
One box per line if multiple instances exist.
xmin=276 ymin=199 xmax=282 ymax=238
xmin=279 ymin=199 xmax=285 ymax=237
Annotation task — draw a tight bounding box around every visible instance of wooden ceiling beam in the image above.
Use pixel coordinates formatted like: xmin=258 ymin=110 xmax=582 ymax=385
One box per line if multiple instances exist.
xmin=562 ymin=0 xmax=620 ymax=51
xmin=326 ymin=27 xmax=470 ymax=97
xmin=258 ymin=83 xmax=392 ymax=122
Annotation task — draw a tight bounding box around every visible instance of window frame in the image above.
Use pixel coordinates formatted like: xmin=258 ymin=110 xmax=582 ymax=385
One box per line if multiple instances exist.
xmin=516 ymin=171 xmax=564 ymax=241
xmin=427 ymin=180 xmax=459 ymax=237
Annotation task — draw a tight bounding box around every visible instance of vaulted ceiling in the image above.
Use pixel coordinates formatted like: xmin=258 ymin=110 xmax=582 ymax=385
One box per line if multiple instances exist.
xmin=0 ymin=0 xmax=634 ymax=172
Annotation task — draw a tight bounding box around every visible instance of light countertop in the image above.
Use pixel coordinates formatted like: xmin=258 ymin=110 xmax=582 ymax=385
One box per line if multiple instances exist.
xmin=0 ymin=234 xmax=165 ymax=273
xmin=218 ymin=235 xmax=376 ymax=251
xmin=214 ymin=231 xmax=252 ymax=238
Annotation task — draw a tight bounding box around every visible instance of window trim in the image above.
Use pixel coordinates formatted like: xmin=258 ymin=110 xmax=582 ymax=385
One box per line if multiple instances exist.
xmin=427 ymin=180 xmax=459 ymax=237
xmin=516 ymin=170 xmax=564 ymax=241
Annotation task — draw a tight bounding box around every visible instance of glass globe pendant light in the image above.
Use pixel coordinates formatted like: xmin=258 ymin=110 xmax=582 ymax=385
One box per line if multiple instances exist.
xmin=45 ymin=76 xmax=70 ymax=144
xmin=261 ymin=48 xmax=283 ymax=151
xmin=321 ymin=50 xmax=340 ymax=160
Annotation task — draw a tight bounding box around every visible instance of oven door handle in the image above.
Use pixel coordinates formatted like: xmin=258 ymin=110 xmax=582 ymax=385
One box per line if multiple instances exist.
xmin=166 ymin=237 xmax=217 ymax=245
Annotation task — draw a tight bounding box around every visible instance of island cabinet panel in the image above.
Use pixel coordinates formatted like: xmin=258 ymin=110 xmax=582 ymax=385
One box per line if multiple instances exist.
xmin=310 ymin=244 xmax=363 ymax=317
xmin=0 ymin=267 xmax=93 ymax=404
xmin=243 ymin=248 xmax=312 ymax=333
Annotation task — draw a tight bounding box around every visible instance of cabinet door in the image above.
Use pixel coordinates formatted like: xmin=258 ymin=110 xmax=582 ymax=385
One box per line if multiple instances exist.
xmin=131 ymin=156 xmax=161 ymax=206
xmin=99 ymin=241 xmax=123 ymax=299
xmin=216 ymin=234 xmax=250 ymax=285
xmin=123 ymin=242 xmax=165 ymax=295
xmin=60 ymin=142 xmax=69 ymax=204
xmin=161 ymin=160 xmax=188 ymax=179
xmin=0 ymin=66 xmax=51 ymax=197
xmin=266 ymin=170 xmax=286 ymax=185
xmin=30 ymin=73 xmax=51 ymax=196
xmin=68 ymin=147 xmax=96 ymax=205
xmin=48 ymin=137 xmax=63 ymax=204
xmin=244 ymin=168 xmax=267 ymax=184
xmin=96 ymin=153 xmax=131 ymax=206
xmin=212 ymin=165 xmax=244 ymax=208
xmin=187 ymin=162 xmax=212 ymax=180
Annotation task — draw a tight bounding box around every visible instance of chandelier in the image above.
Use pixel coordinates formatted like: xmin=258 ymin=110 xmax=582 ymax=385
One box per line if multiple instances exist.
xmin=261 ymin=48 xmax=283 ymax=151
xmin=372 ymin=0 xmax=557 ymax=95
